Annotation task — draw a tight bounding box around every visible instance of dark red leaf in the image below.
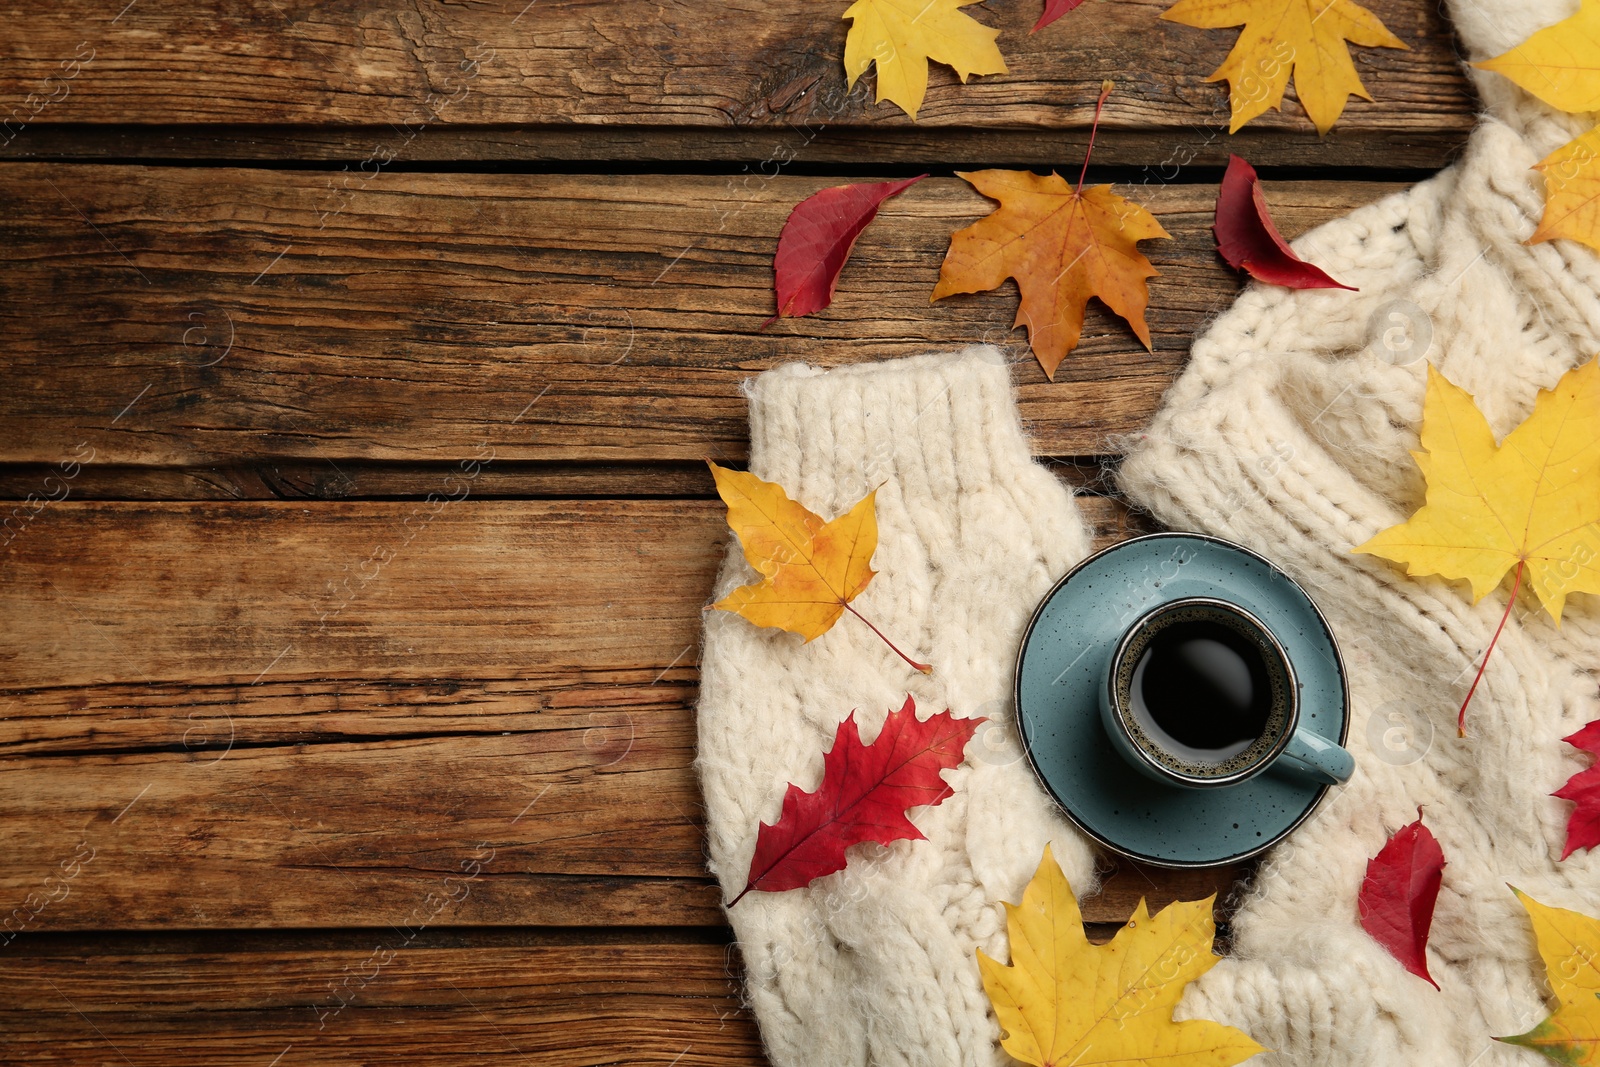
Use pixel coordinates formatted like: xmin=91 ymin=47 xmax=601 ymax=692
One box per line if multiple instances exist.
xmin=731 ymin=696 xmax=982 ymax=905
xmin=1214 ymin=154 xmax=1356 ymax=291
xmin=1555 ymin=720 xmax=1600 ymax=859
xmin=1357 ymin=816 xmax=1445 ymax=989
xmin=763 ymin=175 xmax=926 ymax=329
xmin=1033 ymin=0 xmax=1087 ymax=31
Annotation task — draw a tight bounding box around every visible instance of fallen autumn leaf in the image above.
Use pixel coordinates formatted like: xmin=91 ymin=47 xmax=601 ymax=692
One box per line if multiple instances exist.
xmin=732 ymin=696 xmax=981 ymax=906
xmin=763 ymin=176 xmax=927 ymax=329
xmin=1215 ymin=154 xmax=1355 ymax=290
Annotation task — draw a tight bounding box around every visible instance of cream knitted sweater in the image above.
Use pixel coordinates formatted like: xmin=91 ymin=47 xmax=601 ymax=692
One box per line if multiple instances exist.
xmin=697 ymin=349 xmax=1099 ymax=1067
xmin=699 ymin=0 xmax=1600 ymax=1060
xmin=1115 ymin=0 xmax=1600 ymax=1059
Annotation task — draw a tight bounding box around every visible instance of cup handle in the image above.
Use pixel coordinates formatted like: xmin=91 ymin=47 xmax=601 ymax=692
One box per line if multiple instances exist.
xmin=1271 ymin=729 xmax=1355 ymax=786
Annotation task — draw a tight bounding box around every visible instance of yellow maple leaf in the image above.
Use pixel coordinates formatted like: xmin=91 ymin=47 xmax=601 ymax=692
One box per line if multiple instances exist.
xmin=708 ymin=462 xmax=931 ymax=673
xmin=1528 ymin=126 xmax=1600 ymax=252
xmin=1476 ymin=0 xmax=1600 ymax=115
xmin=1355 ymin=360 xmax=1600 ymax=621
xmin=978 ymin=845 xmax=1265 ymax=1067
xmin=1497 ymin=889 xmax=1600 ymax=1062
xmin=1354 ymin=360 xmax=1600 ymax=731
xmin=1475 ymin=3 xmax=1600 ymax=252
xmin=931 ymin=169 xmax=1170 ymax=380
xmin=1162 ymin=0 xmax=1407 ymax=135
xmin=843 ymin=0 xmax=1007 ymax=120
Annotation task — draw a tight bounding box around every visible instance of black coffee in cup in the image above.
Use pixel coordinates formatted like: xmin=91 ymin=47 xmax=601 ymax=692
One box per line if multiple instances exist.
xmin=1112 ymin=602 xmax=1291 ymax=779
xmin=1135 ymin=619 xmax=1272 ymax=751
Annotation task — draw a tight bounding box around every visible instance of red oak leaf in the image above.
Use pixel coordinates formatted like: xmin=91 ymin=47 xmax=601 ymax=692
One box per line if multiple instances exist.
xmin=1358 ymin=815 xmax=1445 ymax=989
xmin=1555 ymin=720 xmax=1600 ymax=860
xmin=763 ymin=175 xmax=927 ymax=328
xmin=1214 ymin=154 xmax=1355 ymax=291
xmin=730 ymin=696 xmax=982 ymax=906
xmin=1034 ymin=0 xmax=1087 ymax=31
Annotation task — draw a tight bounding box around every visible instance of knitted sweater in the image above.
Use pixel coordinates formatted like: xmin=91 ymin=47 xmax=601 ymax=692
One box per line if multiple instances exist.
xmin=1116 ymin=0 xmax=1600 ymax=1059
xmin=697 ymin=349 xmax=1099 ymax=1067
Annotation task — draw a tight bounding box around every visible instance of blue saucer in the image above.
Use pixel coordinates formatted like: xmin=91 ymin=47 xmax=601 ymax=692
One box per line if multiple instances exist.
xmin=1015 ymin=533 xmax=1350 ymax=868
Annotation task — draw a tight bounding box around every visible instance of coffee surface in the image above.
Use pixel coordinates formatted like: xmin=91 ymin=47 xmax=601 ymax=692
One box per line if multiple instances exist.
xmin=1131 ymin=619 xmax=1273 ymax=761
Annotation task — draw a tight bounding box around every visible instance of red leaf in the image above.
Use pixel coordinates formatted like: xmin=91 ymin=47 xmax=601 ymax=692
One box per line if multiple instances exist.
xmin=763 ymin=176 xmax=926 ymax=329
xmin=1555 ymin=720 xmax=1600 ymax=859
xmin=1357 ymin=816 xmax=1445 ymax=989
xmin=1214 ymin=154 xmax=1356 ymax=291
xmin=731 ymin=696 xmax=982 ymax=905
xmin=1033 ymin=0 xmax=1087 ymax=31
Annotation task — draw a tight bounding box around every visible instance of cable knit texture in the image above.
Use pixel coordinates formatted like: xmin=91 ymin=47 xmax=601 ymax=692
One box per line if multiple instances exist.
xmin=1114 ymin=0 xmax=1600 ymax=1061
xmin=696 ymin=347 xmax=1097 ymax=1067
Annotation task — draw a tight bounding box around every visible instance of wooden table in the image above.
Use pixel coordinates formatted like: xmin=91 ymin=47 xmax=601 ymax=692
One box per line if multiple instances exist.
xmin=0 ymin=2 xmax=1472 ymax=1062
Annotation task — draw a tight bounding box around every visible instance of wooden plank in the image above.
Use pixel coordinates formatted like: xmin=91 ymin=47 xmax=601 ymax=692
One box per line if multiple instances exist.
xmin=0 ymin=499 xmax=723 ymax=927
xmin=0 ymin=0 xmax=1472 ymax=167
xmin=0 ymin=495 xmax=1231 ymax=929
xmin=1 ymin=122 xmax=1466 ymax=169
xmin=0 ymin=725 xmax=726 ymax=929
xmin=0 ymin=460 xmax=718 ymax=501
xmin=0 ymin=166 xmax=1405 ymax=466
xmin=1 ymin=500 xmax=719 ymax=689
xmin=0 ymin=938 xmax=764 ymax=1065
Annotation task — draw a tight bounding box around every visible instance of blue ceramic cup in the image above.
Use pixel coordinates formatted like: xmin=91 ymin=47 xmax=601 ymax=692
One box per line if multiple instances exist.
xmin=1099 ymin=596 xmax=1354 ymax=789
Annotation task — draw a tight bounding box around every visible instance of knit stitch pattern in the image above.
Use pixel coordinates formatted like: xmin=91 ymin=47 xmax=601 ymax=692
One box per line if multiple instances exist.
xmin=1117 ymin=0 xmax=1600 ymax=1060
xmin=696 ymin=347 xmax=1097 ymax=1067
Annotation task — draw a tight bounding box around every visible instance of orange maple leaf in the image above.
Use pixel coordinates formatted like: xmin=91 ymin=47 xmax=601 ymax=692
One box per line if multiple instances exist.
xmin=931 ymin=85 xmax=1169 ymax=380
xmin=708 ymin=461 xmax=932 ymax=674
xmin=931 ymin=172 xmax=1169 ymax=379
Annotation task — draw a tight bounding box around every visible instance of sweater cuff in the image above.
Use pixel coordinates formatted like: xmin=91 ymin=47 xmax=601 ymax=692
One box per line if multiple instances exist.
xmin=745 ymin=345 xmax=1041 ymax=523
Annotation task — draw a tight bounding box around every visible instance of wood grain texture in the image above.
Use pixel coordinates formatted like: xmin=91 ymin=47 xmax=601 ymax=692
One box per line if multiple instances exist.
xmin=0 ymin=122 xmax=1469 ymax=169
xmin=0 ymin=0 xmax=1472 ymax=164
xmin=1 ymin=500 xmax=719 ymax=689
xmin=0 ymin=500 xmax=722 ymax=928
xmin=0 ymin=460 xmax=719 ymax=501
xmin=0 ymin=165 xmax=1404 ymax=466
xmin=0 ymin=495 xmax=1240 ymax=930
xmin=0 ymin=938 xmax=763 ymax=1065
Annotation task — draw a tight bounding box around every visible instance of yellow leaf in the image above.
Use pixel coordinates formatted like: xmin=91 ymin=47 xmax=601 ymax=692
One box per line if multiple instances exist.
xmin=709 ymin=462 xmax=877 ymax=640
xmin=708 ymin=463 xmax=931 ymax=672
xmin=1530 ymin=126 xmax=1600 ymax=252
xmin=843 ymin=0 xmax=1007 ymax=120
xmin=1476 ymin=0 xmax=1600 ymax=114
xmin=931 ymin=169 xmax=1170 ymax=380
xmin=1498 ymin=889 xmax=1600 ymax=1063
xmin=977 ymin=845 xmax=1266 ymax=1067
xmin=1162 ymin=0 xmax=1407 ymax=135
xmin=1354 ymin=360 xmax=1600 ymax=625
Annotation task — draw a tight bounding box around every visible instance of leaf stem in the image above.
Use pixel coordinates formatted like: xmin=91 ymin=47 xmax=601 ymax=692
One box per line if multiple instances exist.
xmin=1458 ymin=558 xmax=1524 ymax=737
xmin=845 ymin=603 xmax=932 ymax=675
xmin=727 ymin=884 xmax=752 ymax=909
xmin=1077 ymin=80 xmax=1115 ymax=195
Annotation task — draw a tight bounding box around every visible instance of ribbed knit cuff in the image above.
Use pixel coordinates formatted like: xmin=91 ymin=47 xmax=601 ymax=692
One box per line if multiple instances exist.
xmin=746 ymin=346 xmax=1046 ymax=524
